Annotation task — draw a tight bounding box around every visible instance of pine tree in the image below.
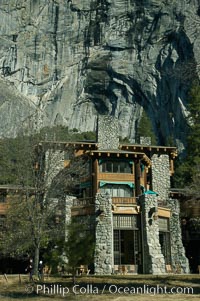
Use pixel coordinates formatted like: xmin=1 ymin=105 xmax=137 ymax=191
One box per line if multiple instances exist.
xmin=64 ymin=219 xmax=94 ymax=283
xmin=136 ymin=109 xmax=157 ymax=145
xmin=174 ymin=81 xmax=200 ymax=187
xmin=187 ymin=82 xmax=200 ymax=166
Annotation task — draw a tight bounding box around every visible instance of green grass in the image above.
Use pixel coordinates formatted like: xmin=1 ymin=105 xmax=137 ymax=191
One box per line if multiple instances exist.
xmin=0 ymin=274 xmax=199 ymax=300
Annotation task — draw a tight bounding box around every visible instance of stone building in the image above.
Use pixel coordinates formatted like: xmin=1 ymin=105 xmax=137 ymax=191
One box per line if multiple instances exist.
xmin=0 ymin=116 xmax=190 ymax=275
xmin=44 ymin=115 xmax=189 ymax=275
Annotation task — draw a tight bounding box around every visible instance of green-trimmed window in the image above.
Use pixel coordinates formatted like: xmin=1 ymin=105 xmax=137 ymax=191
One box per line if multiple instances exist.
xmin=99 ymin=160 xmax=132 ymax=173
xmin=100 ymin=184 xmax=133 ymax=197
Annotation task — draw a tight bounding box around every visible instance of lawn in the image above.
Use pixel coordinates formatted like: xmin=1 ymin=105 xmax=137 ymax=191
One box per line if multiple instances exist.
xmin=0 ymin=274 xmax=199 ymax=300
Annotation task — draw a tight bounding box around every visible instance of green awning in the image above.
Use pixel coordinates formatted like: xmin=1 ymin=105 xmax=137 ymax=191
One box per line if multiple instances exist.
xmin=80 ymin=182 xmax=92 ymax=188
xmin=99 ymin=181 xmax=134 ymax=188
xmin=144 ymin=190 xmax=158 ymax=195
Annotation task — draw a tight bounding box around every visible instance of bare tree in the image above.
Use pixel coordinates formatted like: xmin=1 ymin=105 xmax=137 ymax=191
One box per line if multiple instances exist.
xmin=0 ymin=133 xmax=89 ymax=276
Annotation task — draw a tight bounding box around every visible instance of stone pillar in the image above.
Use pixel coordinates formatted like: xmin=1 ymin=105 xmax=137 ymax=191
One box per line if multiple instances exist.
xmin=151 ymin=154 xmax=170 ymax=200
xmin=97 ymin=115 xmax=119 ymax=150
xmin=139 ymin=194 xmax=166 ymax=274
xmin=168 ymin=199 xmax=190 ymax=273
xmin=94 ymin=193 xmax=113 ymax=275
xmin=140 ymin=136 xmax=151 ymax=145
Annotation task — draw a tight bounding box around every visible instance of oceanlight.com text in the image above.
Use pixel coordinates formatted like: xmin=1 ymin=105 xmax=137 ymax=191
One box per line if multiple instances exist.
xmin=107 ymin=284 xmax=193 ymax=295
xmin=32 ymin=284 xmax=194 ymax=296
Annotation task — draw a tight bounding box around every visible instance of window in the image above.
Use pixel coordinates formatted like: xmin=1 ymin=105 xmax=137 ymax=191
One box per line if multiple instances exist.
xmin=82 ymin=187 xmax=92 ymax=198
xmin=100 ymin=184 xmax=133 ymax=197
xmin=113 ymin=215 xmax=142 ymax=266
xmin=0 ymin=191 xmax=7 ymax=203
xmin=113 ymin=215 xmax=138 ymax=229
xmin=159 ymin=218 xmax=171 ymax=265
xmin=100 ymin=160 xmax=132 ymax=173
xmin=159 ymin=217 xmax=169 ymax=232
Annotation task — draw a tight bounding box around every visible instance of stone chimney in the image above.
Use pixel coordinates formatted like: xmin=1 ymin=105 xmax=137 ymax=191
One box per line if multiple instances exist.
xmin=97 ymin=115 xmax=119 ymax=150
xmin=139 ymin=136 xmax=151 ymax=145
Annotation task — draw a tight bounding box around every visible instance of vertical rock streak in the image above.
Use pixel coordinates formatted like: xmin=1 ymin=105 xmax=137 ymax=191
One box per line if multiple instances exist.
xmin=0 ymin=0 xmax=199 ymax=146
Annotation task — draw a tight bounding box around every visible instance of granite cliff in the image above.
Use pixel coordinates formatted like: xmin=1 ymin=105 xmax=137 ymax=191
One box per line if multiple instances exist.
xmin=0 ymin=0 xmax=200 ymax=149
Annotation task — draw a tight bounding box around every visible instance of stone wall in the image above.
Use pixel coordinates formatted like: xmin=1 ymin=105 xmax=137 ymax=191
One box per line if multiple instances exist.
xmin=168 ymin=198 xmax=190 ymax=273
xmin=139 ymin=194 xmax=166 ymax=274
xmin=94 ymin=193 xmax=113 ymax=275
xmin=151 ymin=154 xmax=170 ymax=200
xmin=97 ymin=115 xmax=119 ymax=150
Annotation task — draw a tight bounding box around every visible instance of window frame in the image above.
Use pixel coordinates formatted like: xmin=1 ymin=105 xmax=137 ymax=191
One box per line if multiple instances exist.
xmin=100 ymin=184 xmax=134 ymax=197
xmin=99 ymin=160 xmax=133 ymax=174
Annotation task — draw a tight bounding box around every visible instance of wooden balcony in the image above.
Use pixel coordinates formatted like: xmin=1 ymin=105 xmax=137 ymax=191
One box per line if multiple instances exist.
xmin=73 ymin=197 xmax=94 ymax=207
xmin=112 ymin=197 xmax=136 ymax=205
xmin=72 ymin=197 xmax=95 ymax=216
xmin=98 ymin=173 xmax=134 ymax=182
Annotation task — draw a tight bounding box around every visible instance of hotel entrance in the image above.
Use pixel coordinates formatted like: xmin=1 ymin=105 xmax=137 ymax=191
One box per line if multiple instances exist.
xmin=113 ymin=214 xmax=142 ymax=274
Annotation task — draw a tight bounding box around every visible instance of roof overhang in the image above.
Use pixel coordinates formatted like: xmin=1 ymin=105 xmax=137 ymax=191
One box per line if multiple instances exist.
xmin=86 ymin=150 xmax=151 ymax=167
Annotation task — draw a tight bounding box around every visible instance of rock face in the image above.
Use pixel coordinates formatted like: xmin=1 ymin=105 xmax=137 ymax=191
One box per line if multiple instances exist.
xmin=0 ymin=0 xmax=200 ymax=145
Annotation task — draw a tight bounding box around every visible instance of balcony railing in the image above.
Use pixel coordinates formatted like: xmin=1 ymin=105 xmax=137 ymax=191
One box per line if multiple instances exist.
xmin=73 ymin=197 xmax=94 ymax=207
xmin=112 ymin=197 xmax=136 ymax=205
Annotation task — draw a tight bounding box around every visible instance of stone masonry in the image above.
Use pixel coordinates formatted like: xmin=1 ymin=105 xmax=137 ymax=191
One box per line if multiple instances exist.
xmin=94 ymin=193 xmax=113 ymax=275
xmin=151 ymin=154 xmax=170 ymax=200
xmin=140 ymin=136 xmax=151 ymax=146
xmin=168 ymin=198 xmax=190 ymax=273
xmin=139 ymin=194 xmax=166 ymax=274
xmin=97 ymin=115 xmax=119 ymax=150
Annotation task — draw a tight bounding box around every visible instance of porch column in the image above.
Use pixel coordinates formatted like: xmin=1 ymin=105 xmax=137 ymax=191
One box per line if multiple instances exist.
xmin=139 ymin=194 xmax=166 ymax=274
xmin=94 ymin=193 xmax=113 ymax=275
xmin=168 ymin=198 xmax=190 ymax=273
